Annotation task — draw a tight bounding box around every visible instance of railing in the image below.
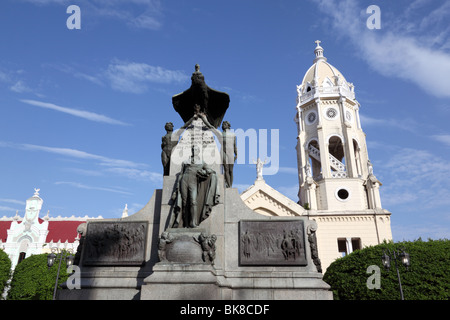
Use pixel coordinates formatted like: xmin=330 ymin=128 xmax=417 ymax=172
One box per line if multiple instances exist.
xmin=299 ymin=86 xmax=355 ymax=103
xmin=307 ymin=144 xmax=347 ymax=178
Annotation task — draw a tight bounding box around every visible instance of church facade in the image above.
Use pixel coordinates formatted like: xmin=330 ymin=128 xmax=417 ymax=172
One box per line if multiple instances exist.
xmin=0 ymin=189 xmax=101 ymax=270
xmin=243 ymin=41 xmax=392 ymax=272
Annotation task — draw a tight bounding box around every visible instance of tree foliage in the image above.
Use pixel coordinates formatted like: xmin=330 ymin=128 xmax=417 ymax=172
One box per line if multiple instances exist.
xmin=0 ymin=249 xmax=12 ymax=297
xmin=323 ymin=239 xmax=450 ymax=300
xmin=7 ymin=253 xmax=69 ymax=300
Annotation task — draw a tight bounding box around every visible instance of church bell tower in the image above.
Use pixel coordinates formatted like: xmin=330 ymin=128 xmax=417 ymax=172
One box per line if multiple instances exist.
xmin=294 ymin=41 xmax=392 ymax=270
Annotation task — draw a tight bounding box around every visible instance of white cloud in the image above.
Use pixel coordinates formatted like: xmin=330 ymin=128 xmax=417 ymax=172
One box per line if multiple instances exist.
xmin=54 ymin=181 xmax=132 ymax=195
xmin=431 ymin=135 xmax=450 ymax=147
xmin=20 ymin=0 xmax=164 ymax=30
xmin=20 ymin=143 xmax=145 ymax=168
xmin=379 ymin=147 xmax=450 ymax=208
xmin=10 ymin=80 xmax=33 ymax=93
xmin=0 ymin=141 xmax=162 ymax=185
xmin=312 ymin=0 xmax=450 ymax=98
xmin=20 ymin=99 xmax=130 ymax=126
xmin=105 ymin=60 xmax=188 ymax=93
xmin=0 ymin=206 xmax=19 ymax=213
xmin=359 ymin=114 xmax=419 ymax=132
xmin=104 ymin=167 xmax=163 ymax=183
xmin=0 ymin=199 xmax=25 ymax=206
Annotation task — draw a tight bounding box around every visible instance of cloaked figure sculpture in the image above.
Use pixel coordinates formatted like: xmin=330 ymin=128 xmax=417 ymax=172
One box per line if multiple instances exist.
xmin=172 ymin=64 xmax=230 ymax=129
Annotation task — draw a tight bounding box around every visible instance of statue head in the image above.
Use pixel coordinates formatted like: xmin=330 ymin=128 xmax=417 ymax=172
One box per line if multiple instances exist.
xmin=164 ymin=122 xmax=174 ymax=132
xmin=222 ymin=121 xmax=231 ymax=130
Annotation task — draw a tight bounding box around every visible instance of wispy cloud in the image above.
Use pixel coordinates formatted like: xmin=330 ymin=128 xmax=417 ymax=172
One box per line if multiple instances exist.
xmin=359 ymin=114 xmax=419 ymax=132
xmin=103 ymin=167 xmax=162 ymax=183
xmin=430 ymin=134 xmax=450 ymax=147
xmin=105 ymin=59 xmax=188 ymax=93
xmin=20 ymin=99 xmax=130 ymax=126
xmin=19 ymin=0 xmax=164 ymax=30
xmin=20 ymin=143 xmax=144 ymax=168
xmin=54 ymin=181 xmax=132 ymax=195
xmin=380 ymin=147 xmax=450 ymax=208
xmin=312 ymin=0 xmax=450 ymax=98
xmin=0 ymin=199 xmax=25 ymax=206
xmin=0 ymin=206 xmax=19 ymax=213
xmin=0 ymin=141 xmax=162 ymax=184
xmin=0 ymin=68 xmax=40 ymax=95
xmin=10 ymin=80 xmax=33 ymax=93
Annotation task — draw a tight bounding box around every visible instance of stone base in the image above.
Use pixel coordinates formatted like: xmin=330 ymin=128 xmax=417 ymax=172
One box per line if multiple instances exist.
xmin=57 ymin=175 xmax=333 ymax=300
xmin=140 ymin=264 xmax=332 ymax=300
xmin=141 ymin=264 xmax=222 ymax=300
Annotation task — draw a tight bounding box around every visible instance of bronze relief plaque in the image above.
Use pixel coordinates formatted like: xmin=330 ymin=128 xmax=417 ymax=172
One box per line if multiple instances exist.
xmin=239 ymin=220 xmax=307 ymax=266
xmin=82 ymin=221 xmax=148 ymax=266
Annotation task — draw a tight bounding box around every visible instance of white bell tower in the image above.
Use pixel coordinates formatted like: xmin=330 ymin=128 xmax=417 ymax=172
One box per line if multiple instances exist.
xmin=294 ymin=41 xmax=392 ymax=270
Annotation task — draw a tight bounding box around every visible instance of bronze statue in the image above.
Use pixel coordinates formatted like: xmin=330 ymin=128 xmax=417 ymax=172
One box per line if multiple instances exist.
xmin=161 ymin=122 xmax=179 ymax=176
xmin=172 ymin=145 xmax=220 ymax=228
xmin=194 ymin=233 xmax=217 ymax=265
xmin=172 ymin=64 xmax=230 ymax=129
xmin=221 ymin=121 xmax=237 ymax=188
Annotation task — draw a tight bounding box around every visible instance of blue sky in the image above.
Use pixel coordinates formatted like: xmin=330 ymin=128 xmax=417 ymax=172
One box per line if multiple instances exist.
xmin=0 ymin=0 xmax=449 ymax=242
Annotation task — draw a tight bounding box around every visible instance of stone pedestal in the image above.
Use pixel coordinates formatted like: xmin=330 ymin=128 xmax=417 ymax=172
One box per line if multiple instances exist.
xmin=58 ymin=124 xmax=332 ymax=300
xmin=139 ymin=186 xmax=332 ymax=300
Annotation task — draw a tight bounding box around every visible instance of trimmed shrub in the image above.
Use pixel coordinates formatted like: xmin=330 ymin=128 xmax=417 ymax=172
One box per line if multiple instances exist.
xmin=0 ymin=249 xmax=12 ymax=297
xmin=323 ymin=239 xmax=450 ymax=300
xmin=7 ymin=253 xmax=69 ymax=300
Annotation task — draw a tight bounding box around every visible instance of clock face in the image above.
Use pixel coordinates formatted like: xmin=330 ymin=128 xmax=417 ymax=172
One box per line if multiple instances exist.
xmin=306 ymin=110 xmax=317 ymax=125
xmin=345 ymin=110 xmax=353 ymax=122
xmin=324 ymin=107 xmax=338 ymax=120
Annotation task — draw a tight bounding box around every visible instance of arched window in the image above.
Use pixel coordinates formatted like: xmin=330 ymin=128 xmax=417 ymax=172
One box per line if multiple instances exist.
xmin=307 ymin=140 xmax=322 ymax=180
xmin=353 ymin=139 xmax=362 ymax=177
xmin=328 ymin=136 xmax=346 ymax=178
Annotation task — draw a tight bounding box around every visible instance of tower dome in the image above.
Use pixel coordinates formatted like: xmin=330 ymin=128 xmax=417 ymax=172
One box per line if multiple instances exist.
xmin=297 ymin=40 xmax=354 ymax=104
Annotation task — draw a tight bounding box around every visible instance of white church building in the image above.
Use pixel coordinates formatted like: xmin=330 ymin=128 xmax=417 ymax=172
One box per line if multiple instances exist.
xmin=0 ymin=189 xmax=101 ymax=270
xmin=242 ymin=41 xmax=393 ymax=272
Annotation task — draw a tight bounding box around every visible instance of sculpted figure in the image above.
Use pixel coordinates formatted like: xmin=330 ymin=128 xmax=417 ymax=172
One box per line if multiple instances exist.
xmin=253 ymin=158 xmax=268 ymax=181
xmin=161 ymin=122 xmax=179 ymax=176
xmin=158 ymin=231 xmax=173 ymax=262
xmin=220 ymin=121 xmax=237 ymax=188
xmin=172 ymin=64 xmax=230 ymax=129
xmin=194 ymin=233 xmax=217 ymax=265
xmin=172 ymin=146 xmax=220 ymax=228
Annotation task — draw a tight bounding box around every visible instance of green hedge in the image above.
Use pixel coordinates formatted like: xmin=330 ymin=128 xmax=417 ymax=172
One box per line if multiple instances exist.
xmin=323 ymin=239 xmax=450 ymax=300
xmin=7 ymin=253 xmax=69 ymax=300
xmin=0 ymin=249 xmax=12 ymax=297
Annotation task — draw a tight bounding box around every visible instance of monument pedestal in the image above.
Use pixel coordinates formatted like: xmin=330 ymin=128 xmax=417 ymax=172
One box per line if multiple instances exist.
xmin=139 ymin=186 xmax=332 ymax=300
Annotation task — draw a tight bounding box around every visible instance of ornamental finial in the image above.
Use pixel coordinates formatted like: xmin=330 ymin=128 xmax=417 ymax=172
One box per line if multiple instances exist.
xmin=313 ymin=40 xmax=326 ymax=62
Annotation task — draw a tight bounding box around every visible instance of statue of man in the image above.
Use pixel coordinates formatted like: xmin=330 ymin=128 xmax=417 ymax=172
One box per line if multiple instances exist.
xmin=221 ymin=121 xmax=237 ymax=188
xmin=161 ymin=122 xmax=179 ymax=176
xmin=172 ymin=145 xmax=220 ymax=228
